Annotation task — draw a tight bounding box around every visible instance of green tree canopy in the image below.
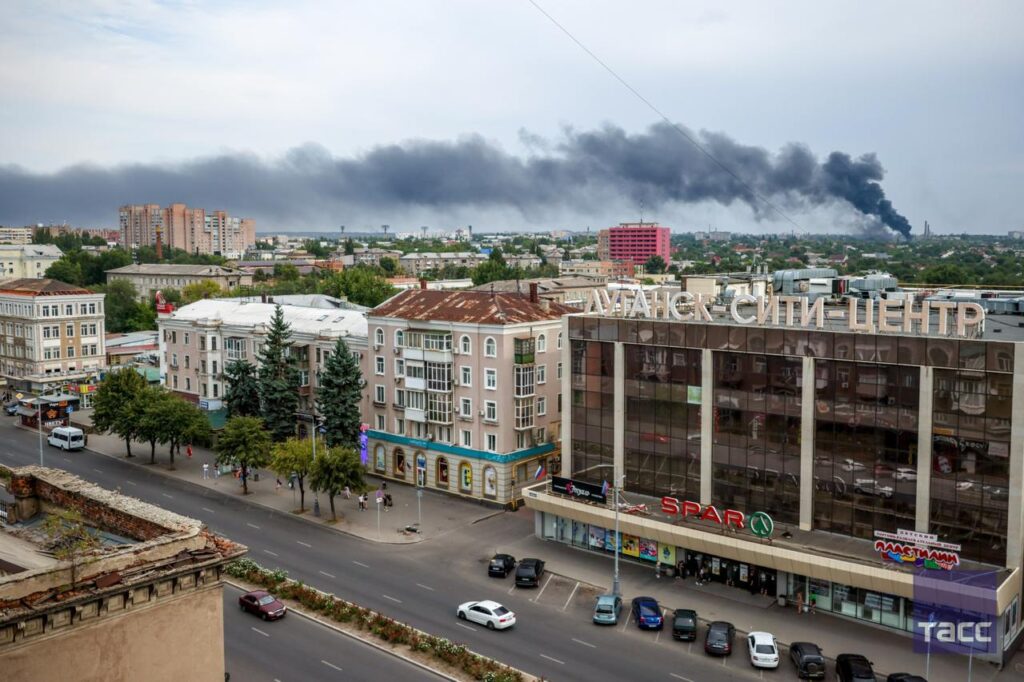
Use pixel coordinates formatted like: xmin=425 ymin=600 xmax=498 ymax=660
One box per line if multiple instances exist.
xmin=321 ymin=265 xmax=397 ymax=307
xmin=317 ymin=338 xmax=363 ymax=448
xmin=270 ymin=438 xmax=315 ymax=512
xmin=44 ymin=258 xmax=84 ymax=285
xmin=644 ymin=255 xmax=667 ymax=274
xmin=158 ymin=395 xmax=211 ymax=468
xmin=256 ymin=305 xmax=300 ymax=442
xmin=216 ymin=416 xmax=272 ymax=495
xmin=223 ymin=359 xmax=262 ymax=418
xmin=181 ymin=279 xmax=225 ymax=303
xmin=92 ymin=367 xmax=148 ymax=457
xmin=309 ymin=446 xmax=365 ymax=521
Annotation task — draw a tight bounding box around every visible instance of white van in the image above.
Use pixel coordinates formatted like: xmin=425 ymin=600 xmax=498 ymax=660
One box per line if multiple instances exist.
xmin=48 ymin=426 xmax=86 ymax=451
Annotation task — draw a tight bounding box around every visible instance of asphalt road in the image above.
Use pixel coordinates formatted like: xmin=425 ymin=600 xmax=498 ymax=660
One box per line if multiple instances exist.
xmin=1 ymin=424 xmax=783 ymax=682
xmin=224 ymin=584 xmax=442 ymax=681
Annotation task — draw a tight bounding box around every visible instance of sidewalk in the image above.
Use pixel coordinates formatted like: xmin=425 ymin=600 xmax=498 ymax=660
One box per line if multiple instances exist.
xmin=497 ymin=531 xmax=1023 ymax=682
xmin=49 ymin=414 xmax=502 ymax=545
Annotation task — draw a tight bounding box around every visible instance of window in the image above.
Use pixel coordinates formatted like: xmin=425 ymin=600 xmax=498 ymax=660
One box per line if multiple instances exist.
xmin=484 ymin=337 xmax=496 ymax=357
xmin=375 ymin=356 xmax=385 ymax=375
xmin=437 ymin=457 xmax=449 ymax=487
xmin=427 ymin=392 xmax=452 ymax=423
xmin=486 ymin=434 xmax=497 ymax=452
xmin=514 ymin=365 xmax=535 ymax=396
xmin=375 ymin=328 xmax=384 ymax=346
xmin=213 ymin=383 xmax=219 ymax=397
xmin=172 ymin=353 xmax=178 ymax=367
xmin=537 ymin=364 xmax=546 ymax=384
xmin=406 ymin=363 xmax=425 ymax=380
xmin=300 ymin=370 xmax=310 ymax=386
xmin=395 ymin=388 xmax=406 ymax=407
xmin=537 ymin=334 xmax=547 ymax=353
xmin=557 ymin=332 xmax=563 ymax=350
xmin=376 ymin=414 xmax=385 ymax=430
xmin=66 ymin=324 xmax=74 ymax=337
xmin=199 ymin=336 xmax=206 ymax=350
xmin=436 ymin=426 xmax=452 ymax=443
xmin=201 ymin=383 xmax=207 ymax=397
xmin=460 ymin=366 xmax=471 ymax=386
xmin=184 ymin=333 xmax=189 ymax=345
xmin=485 ymin=368 xmax=497 ymax=390
xmin=459 ymin=462 xmax=473 ymax=491
xmin=514 ymin=398 xmax=534 ymax=429
xmin=538 ymin=396 xmax=547 ymax=415
xmin=65 ymin=304 xmax=73 ymax=316
xmin=210 ymin=336 xmax=217 ymax=351
xmin=460 ymin=397 xmax=472 ymax=417
xmin=426 ymin=362 xmax=452 ymax=391
xmin=212 ymin=360 xmax=218 ymax=374
xmin=395 ymin=358 xmax=405 ymax=376
xmin=225 ymin=337 xmax=246 ymax=360
xmin=184 ymin=355 xmax=190 ymax=369
xmin=374 ymin=384 xmax=386 ymax=404
xmin=395 ymin=418 xmax=405 ymax=435
xmin=172 ymin=375 xmax=178 ymax=388
xmin=423 ymin=333 xmax=452 ymax=351
xmin=185 ymin=377 xmax=191 ymax=391
xmin=462 ymin=430 xmax=472 ymax=447
xmin=557 ymin=362 xmax=563 ymax=379
xmin=484 ymin=400 xmax=497 ymax=422
xmin=66 ymin=346 xmax=75 ymax=358
xmin=460 ymin=335 xmax=471 ymax=354
xmin=395 ymin=329 xmax=405 ymax=347
xmin=80 ymin=323 xmax=88 ymax=336
xmin=406 ymin=391 xmax=426 ymax=410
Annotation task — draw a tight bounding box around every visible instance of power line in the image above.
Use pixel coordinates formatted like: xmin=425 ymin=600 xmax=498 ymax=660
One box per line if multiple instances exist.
xmin=524 ymin=0 xmax=804 ymax=232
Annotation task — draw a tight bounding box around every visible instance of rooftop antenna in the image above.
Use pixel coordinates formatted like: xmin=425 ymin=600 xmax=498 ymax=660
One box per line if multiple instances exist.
xmin=639 ymin=200 xmax=645 ymax=226
xmin=339 ymin=224 xmax=345 ymax=238
xmin=381 ymin=224 xmax=390 ymax=239
xmin=421 ymin=225 xmax=428 ymax=239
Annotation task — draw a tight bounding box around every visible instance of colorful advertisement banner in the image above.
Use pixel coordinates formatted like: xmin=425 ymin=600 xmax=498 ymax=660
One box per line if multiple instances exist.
xmin=639 ymin=539 xmax=658 ymax=562
xmin=622 ymin=534 xmax=640 ymax=558
xmin=658 ymin=543 xmax=676 ymax=566
xmin=589 ymin=526 xmax=606 ymax=550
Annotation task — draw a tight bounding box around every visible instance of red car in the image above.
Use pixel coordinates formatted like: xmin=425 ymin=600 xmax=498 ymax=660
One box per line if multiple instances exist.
xmin=239 ymin=590 xmax=287 ymax=620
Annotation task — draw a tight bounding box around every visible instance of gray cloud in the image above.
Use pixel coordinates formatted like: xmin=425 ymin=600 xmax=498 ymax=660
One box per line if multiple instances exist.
xmin=0 ymin=122 xmax=911 ymax=235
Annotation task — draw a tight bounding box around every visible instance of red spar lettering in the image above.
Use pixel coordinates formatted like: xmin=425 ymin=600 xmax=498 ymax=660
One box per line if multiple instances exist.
xmin=722 ymin=509 xmax=745 ymax=529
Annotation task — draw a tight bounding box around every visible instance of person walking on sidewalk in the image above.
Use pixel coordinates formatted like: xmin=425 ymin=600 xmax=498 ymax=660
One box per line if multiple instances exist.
xmin=655 ymin=560 xmax=662 ymax=579
xmin=795 ymin=590 xmax=804 ymax=615
xmin=202 ymin=463 xmax=209 ymax=480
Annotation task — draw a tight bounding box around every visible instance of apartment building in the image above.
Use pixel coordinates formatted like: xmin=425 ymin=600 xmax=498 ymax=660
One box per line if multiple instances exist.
xmin=0 ymin=279 xmax=106 ymax=401
xmin=597 ymin=222 xmax=671 ymax=263
xmin=398 ymin=252 xmax=486 ymax=276
xmin=469 ymin=276 xmax=601 ymax=308
xmin=0 ymin=226 xmax=33 ymax=245
xmin=558 ymin=259 xmax=634 ymax=279
xmin=364 ymin=285 xmax=574 ymax=505
xmin=158 ymin=299 xmax=367 ymax=413
xmin=118 ymin=204 xmax=256 ymax=257
xmin=0 ymin=244 xmax=63 ymax=279
xmin=106 ymin=264 xmax=252 ymax=302
xmin=353 ymin=247 xmax=404 ymax=267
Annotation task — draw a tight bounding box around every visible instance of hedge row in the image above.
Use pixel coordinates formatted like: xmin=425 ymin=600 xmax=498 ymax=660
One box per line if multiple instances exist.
xmin=224 ymin=558 xmax=524 ymax=682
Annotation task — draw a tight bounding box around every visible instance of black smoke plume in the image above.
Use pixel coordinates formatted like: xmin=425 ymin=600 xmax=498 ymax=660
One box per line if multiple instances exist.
xmin=0 ymin=122 xmax=910 ymax=235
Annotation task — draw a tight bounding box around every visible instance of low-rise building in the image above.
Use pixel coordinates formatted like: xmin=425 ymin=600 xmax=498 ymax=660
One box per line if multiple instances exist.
xmin=0 ymin=244 xmax=63 ymax=280
xmin=353 ymin=248 xmax=404 ymax=267
xmin=398 ymin=252 xmax=486 ymax=276
xmin=364 ymin=284 xmax=573 ymax=505
xmin=0 ymin=279 xmax=106 ymax=402
xmin=105 ymin=330 xmax=160 ymax=367
xmin=158 ymin=299 xmax=367 ymax=414
xmin=558 ymin=259 xmax=634 ymax=279
xmin=106 ymin=264 xmax=253 ymax=302
xmin=0 ymin=465 xmax=245 ymax=681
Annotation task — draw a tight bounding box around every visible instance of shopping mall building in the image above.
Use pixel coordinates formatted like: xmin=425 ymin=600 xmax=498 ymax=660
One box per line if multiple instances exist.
xmin=524 ymin=291 xmax=1024 ymax=663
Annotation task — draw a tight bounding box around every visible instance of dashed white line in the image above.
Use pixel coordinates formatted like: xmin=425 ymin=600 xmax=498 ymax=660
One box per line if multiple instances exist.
xmin=571 ymin=637 xmax=596 ymax=648
xmin=161 ymin=493 xmax=174 ymax=499
xmin=319 ymin=570 xmax=335 ymax=579
xmin=263 ymin=549 xmax=279 ymax=557
xmin=296 ymin=541 xmax=312 ymax=548
xmin=201 ymin=507 xmax=216 ymax=514
xmin=381 ymin=594 xmax=402 ymax=603
xmin=125 ymin=480 xmax=137 ymax=486
xmin=670 ymin=674 xmax=693 ymax=682
xmin=321 ymin=660 xmax=342 ymax=672
xmin=352 ymin=560 xmax=369 ymax=568
xmin=246 ymin=523 xmax=261 ymax=530
xmin=62 ymin=457 xmax=71 ymax=463
xmin=540 ymin=654 xmax=565 ymax=665
xmin=250 ymin=627 xmax=269 ymax=638
xmin=92 ymin=468 xmax=103 ymax=474
xmin=416 ymin=583 xmax=434 ymax=591
xmin=456 ymin=622 xmax=477 ymax=632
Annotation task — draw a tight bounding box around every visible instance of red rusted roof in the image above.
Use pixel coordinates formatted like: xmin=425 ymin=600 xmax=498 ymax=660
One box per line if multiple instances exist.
xmin=0 ymin=278 xmax=94 ymax=296
xmin=369 ymin=289 xmax=576 ymax=325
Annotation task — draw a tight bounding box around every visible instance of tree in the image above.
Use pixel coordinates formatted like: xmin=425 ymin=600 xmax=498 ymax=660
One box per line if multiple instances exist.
xmin=91 ymin=279 xmax=155 ymax=333
xmin=344 ymin=238 xmax=355 ymax=256
xmin=378 ymin=256 xmax=399 ymax=276
xmin=43 ymin=509 xmax=100 ymax=590
xmin=317 ymin=338 xmax=363 ymax=448
xmin=309 ymin=446 xmax=365 ymax=521
xmin=270 ymin=438 xmax=315 ymax=512
xmin=160 ymin=396 xmax=211 ymax=469
xmin=644 ymin=255 xmax=667 ymax=274
xmin=223 ymin=360 xmax=261 ymax=418
xmin=256 ymin=306 xmax=300 ymax=442
xmin=181 ymin=280 xmax=225 ymax=303
xmin=471 ymin=249 xmax=514 ymax=286
xmin=216 ymin=416 xmax=272 ymax=495
xmin=92 ymin=367 xmax=148 ymax=457
xmin=44 ymin=258 xmax=83 ymax=285
xmin=273 ymin=262 xmax=300 ymax=281
xmin=322 ymin=266 xmax=396 ymax=307
xmin=135 ymin=387 xmax=171 ymax=464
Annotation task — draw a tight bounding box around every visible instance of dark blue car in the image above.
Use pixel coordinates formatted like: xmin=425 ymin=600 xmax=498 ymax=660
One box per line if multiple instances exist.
xmin=630 ymin=596 xmax=663 ymax=630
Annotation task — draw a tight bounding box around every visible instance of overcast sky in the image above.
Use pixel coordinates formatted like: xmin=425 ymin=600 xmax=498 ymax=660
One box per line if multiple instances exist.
xmin=1 ymin=1 xmax=1021 ymax=235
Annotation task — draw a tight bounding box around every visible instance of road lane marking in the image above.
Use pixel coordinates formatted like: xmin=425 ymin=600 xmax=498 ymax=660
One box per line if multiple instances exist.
xmin=125 ymin=480 xmax=137 ymax=486
xmin=532 ymin=573 xmax=553 ymax=602
xmin=507 ymin=584 xmax=517 ymax=595
xmin=251 ymin=627 xmax=269 ymax=637
xmin=456 ymin=622 xmax=476 ymax=632
xmin=263 ymin=549 xmax=279 ymax=557
xmin=572 ymin=638 xmax=596 ymax=648
xmin=416 ymin=583 xmax=434 ymax=591
xmin=670 ymin=675 xmax=693 ymax=682
xmin=352 ymin=560 xmax=369 ymax=568
xmin=92 ymin=468 xmax=103 ymax=474
xmin=296 ymin=541 xmax=312 ymax=548
xmin=162 ymin=493 xmax=174 ymax=499
xmin=321 ymin=660 xmax=342 ymax=672
xmin=247 ymin=523 xmax=261 ymax=530
xmin=381 ymin=594 xmax=402 ymax=603
xmin=319 ymin=570 xmax=335 ymax=579
xmin=621 ymin=615 xmax=631 ymax=632
xmin=62 ymin=457 xmax=71 ymax=463
xmin=201 ymin=507 xmax=216 ymax=514
xmin=562 ymin=581 xmax=580 ymax=610
xmin=540 ymin=654 xmax=565 ymax=665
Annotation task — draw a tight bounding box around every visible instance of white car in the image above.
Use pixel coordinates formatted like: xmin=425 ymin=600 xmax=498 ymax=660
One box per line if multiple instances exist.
xmin=895 ymin=467 xmax=917 ymax=482
xmin=853 ymin=478 xmax=894 ymax=498
xmin=457 ymin=600 xmax=516 ymax=630
xmin=841 ymin=458 xmax=867 ymax=472
xmin=747 ymin=631 xmax=779 ymax=669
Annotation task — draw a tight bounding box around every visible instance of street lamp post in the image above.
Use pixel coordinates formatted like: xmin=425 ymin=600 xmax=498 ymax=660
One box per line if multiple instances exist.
xmin=37 ymin=397 xmax=44 ymax=467
xmin=612 ymin=474 xmax=624 ymax=597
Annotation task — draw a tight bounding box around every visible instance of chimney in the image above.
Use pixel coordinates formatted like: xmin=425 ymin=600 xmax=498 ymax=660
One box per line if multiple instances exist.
xmin=261 ymin=292 xmax=267 ymax=303
xmin=155 ymin=227 xmax=163 ymax=260
xmin=529 ymin=282 xmax=539 ymax=303
xmin=419 ymin=278 xmax=428 ymax=290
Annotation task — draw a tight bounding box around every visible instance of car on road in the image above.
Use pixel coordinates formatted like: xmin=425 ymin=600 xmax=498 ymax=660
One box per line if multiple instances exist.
xmin=747 ymin=631 xmax=779 ymax=669
xmin=238 ymin=590 xmax=287 ymax=621
xmin=488 ymin=553 xmax=516 ymax=578
xmin=592 ymin=594 xmax=622 ymax=625
xmin=841 ymin=458 xmax=866 ymax=472
xmin=4 ymin=402 xmax=18 ymax=416
xmin=835 ymin=653 xmax=876 ymax=682
xmin=853 ymin=478 xmax=894 ymax=498
xmin=886 ymin=674 xmax=927 ymax=682
xmin=630 ymin=596 xmax=664 ymax=630
xmin=515 ymin=558 xmax=545 ymax=587
xmin=704 ymin=620 xmax=735 ymax=656
xmin=457 ymin=600 xmax=516 ymax=630
xmin=670 ymin=608 xmax=698 ymax=641
xmin=894 ymin=467 xmax=917 ymax=482
xmin=789 ymin=641 xmax=825 ymax=679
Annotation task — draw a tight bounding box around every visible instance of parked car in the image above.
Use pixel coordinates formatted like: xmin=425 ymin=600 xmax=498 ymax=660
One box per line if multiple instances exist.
xmin=457 ymin=600 xmax=516 ymax=630
xmin=747 ymin=631 xmax=779 ymax=669
xmin=238 ymin=590 xmax=287 ymax=621
xmin=592 ymin=594 xmax=622 ymax=625
xmin=488 ymin=553 xmax=516 ymax=578
xmin=630 ymin=596 xmax=664 ymax=630
xmin=836 ymin=653 xmax=876 ymax=682
xmin=4 ymin=402 xmax=18 ymax=416
xmin=704 ymin=620 xmax=735 ymax=656
xmin=894 ymin=467 xmax=917 ymax=482
xmin=515 ymin=558 xmax=545 ymax=587
xmin=789 ymin=641 xmax=825 ymax=679
xmin=671 ymin=608 xmax=698 ymax=641
xmin=853 ymin=478 xmax=894 ymax=498
xmin=887 ymin=675 xmax=927 ymax=682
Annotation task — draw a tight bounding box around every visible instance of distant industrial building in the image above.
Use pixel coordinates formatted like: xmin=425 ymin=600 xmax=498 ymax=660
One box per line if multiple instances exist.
xmin=597 ymin=222 xmax=671 ymax=264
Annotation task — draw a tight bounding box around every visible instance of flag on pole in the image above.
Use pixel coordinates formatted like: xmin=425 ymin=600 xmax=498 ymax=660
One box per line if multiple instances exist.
xmin=601 ymin=480 xmax=609 ymax=497
xmin=534 ymin=463 xmax=545 ymax=480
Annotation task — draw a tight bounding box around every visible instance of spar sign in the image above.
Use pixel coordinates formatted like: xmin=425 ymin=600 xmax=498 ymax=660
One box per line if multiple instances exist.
xmin=661 ymin=497 xmax=774 ymax=538
xmin=873 ymin=529 xmax=961 ymax=571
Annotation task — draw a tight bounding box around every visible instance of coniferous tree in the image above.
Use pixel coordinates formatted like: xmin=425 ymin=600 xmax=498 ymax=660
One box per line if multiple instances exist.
xmin=317 ymin=337 xmax=364 ymax=448
xmin=256 ymin=305 xmax=300 ymax=441
xmin=223 ymin=359 xmax=261 ymax=418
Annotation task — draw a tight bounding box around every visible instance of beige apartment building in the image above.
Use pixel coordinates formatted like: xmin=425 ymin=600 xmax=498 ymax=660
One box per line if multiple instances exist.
xmin=0 ymin=465 xmax=245 ymax=681
xmin=106 ymin=264 xmax=253 ymax=302
xmin=119 ymin=203 xmax=256 ymax=257
xmin=0 ymin=244 xmax=63 ymax=279
xmin=557 ymin=259 xmax=634 ymax=280
xmin=364 ymin=285 xmax=573 ymax=505
xmin=158 ymin=299 xmax=367 ymax=413
xmin=0 ymin=226 xmax=33 ymax=245
xmin=398 ymin=252 xmax=486 ymax=276
xmin=0 ymin=279 xmax=106 ymax=401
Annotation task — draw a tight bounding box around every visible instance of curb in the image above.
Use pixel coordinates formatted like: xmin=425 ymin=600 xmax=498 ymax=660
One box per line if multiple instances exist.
xmin=224 ymin=578 xmax=460 ymax=681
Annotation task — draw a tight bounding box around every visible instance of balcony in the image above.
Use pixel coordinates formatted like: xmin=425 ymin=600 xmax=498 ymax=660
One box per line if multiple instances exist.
xmin=406 ymin=407 xmax=426 ymax=422
xmin=405 ymin=376 xmax=426 ymax=391
xmin=514 ymin=337 xmax=535 ymax=365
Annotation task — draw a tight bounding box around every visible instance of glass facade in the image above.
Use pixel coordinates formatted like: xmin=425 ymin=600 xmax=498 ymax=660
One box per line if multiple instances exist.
xmin=570 ymin=339 xmax=615 ymax=484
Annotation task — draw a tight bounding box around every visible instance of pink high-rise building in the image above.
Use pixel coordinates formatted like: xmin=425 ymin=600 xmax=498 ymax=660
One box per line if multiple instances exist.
xmin=597 ymin=222 xmax=671 ymax=264
xmin=119 ymin=203 xmax=255 ymax=258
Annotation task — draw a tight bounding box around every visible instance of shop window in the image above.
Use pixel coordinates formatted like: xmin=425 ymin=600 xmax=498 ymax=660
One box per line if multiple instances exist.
xmin=436 ymin=457 xmax=449 ymax=488
xmin=374 ymin=445 xmax=386 ymax=472
xmin=459 ymin=462 xmax=473 ymax=492
xmin=394 ymin=449 xmax=407 ymax=478
xmin=483 ymin=466 xmax=497 ymax=498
